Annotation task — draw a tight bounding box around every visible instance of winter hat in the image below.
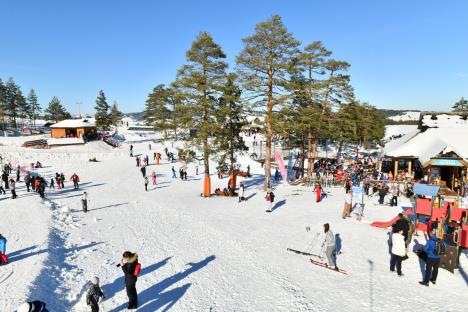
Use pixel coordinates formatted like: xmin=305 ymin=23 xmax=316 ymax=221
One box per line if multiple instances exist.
xmin=92 ymin=276 xmax=99 ymax=285
xmin=16 ymin=302 xmax=31 ymax=312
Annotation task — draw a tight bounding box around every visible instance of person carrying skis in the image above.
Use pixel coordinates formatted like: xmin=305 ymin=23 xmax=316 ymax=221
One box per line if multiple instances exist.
xmin=71 ymin=173 xmax=80 ymax=189
xmin=144 ymin=176 xmax=149 ymax=191
xmin=86 ymin=276 xmax=105 ymax=312
xmin=82 ymin=192 xmax=88 ymax=213
xmin=0 ymin=233 xmax=8 ymax=265
xmin=323 ymin=223 xmax=338 ymax=270
xmin=16 ymin=301 xmax=49 ymax=312
xmin=151 ymin=171 xmax=157 ymax=185
xmin=118 ymin=251 xmax=140 ymax=310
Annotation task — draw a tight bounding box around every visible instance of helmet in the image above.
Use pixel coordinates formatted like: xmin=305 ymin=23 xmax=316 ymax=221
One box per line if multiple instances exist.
xmin=16 ymin=302 xmax=31 ymax=312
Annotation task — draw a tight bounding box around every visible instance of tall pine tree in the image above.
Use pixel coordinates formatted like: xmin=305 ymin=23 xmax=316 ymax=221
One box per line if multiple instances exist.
xmin=27 ymin=89 xmax=41 ymax=128
xmin=45 ymin=97 xmax=71 ymax=122
xmin=0 ymin=79 xmax=6 ymax=129
xmin=144 ymin=84 xmax=171 ymax=140
xmin=4 ymin=78 xmax=19 ymax=128
xmin=236 ymin=15 xmax=300 ymax=189
xmin=452 ymin=97 xmax=468 ymax=112
xmin=94 ymin=90 xmax=111 ymax=130
xmin=214 ymin=73 xmax=248 ymax=186
xmin=176 ymin=32 xmax=228 ymax=196
xmin=110 ymin=101 xmax=123 ymax=132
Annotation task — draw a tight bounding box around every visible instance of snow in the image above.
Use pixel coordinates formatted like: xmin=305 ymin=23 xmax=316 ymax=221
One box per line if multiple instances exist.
xmin=48 ymin=138 xmax=85 ymax=146
xmin=421 ymin=114 xmax=468 ymax=128
xmin=0 ymin=127 xmax=467 ymax=311
xmin=50 ymin=119 xmax=96 ymax=128
xmin=388 ymin=111 xmax=420 ymax=122
xmin=386 ymin=127 xmax=468 ymax=162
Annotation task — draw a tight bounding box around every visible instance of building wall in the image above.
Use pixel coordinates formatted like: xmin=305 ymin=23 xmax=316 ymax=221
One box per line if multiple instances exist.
xmin=51 ymin=128 xmax=66 ymax=138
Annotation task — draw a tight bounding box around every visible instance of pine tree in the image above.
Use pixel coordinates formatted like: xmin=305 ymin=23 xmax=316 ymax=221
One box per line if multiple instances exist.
xmin=27 ymin=89 xmax=41 ymax=128
xmin=4 ymin=78 xmax=19 ymax=128
xmin=452 ymin=97 xmax=468 ymax=112
xmin=176 ymin=31 xmax=228 ymax=196
xmin=16 ymin=89 xmax=29 ymax=128
xmin=110 ymin=101 xmax=123 ymax=133
xmin=0 ymin=79 xmax=6 ymax=129
xmin=45 ymin=97 xmax=71 ymax=122
xmin=214 ymin=73 xmax=248 ymax=184
xmin=94 ymin=90 xmax=111 ymax=130
xmin=236 ymin=15 xmax=300 ymax=189
xmin=144 ymin=84 xmax=171 ymax=140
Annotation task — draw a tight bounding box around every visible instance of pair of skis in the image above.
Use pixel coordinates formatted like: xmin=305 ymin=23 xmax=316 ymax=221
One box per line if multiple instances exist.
xmin=287 ymin=248 xmax=347 ymax=275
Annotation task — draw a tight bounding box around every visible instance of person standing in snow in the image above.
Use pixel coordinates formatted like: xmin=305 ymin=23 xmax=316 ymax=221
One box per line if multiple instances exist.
xmin=0 ymin=233 xmax=8 ymax=265
xmin=118 ymin=251 xmax=140 ymax=310
xmin=9 ymin=179 xmax=17 ymax=199
xmin=136 ymin=156 xmax=140 ymax=167
xmin=151 ymin=171 xmax=157 ymax=185
xmin=71 ymin=173 xmax=80 ymax=189
xmin=148 ymin=143 xmax=151 ymax=150
xmin=238 ymin=182 xmax=245 ymax=203
xmin=390 ymin=228 xmax=406 ymax=276
xmin=315 ymin=183 xmax=323 ymax=203
xmin=265 ymin=190 xmax=274 ymax=212
xmin=171 ymin=166 xmax=177 ymax=179
xmin=24 ymin=173 xmax=31 ymax=192
xmin=16 ymin=301 xmax=49 ymax=312
xmin=1 ymin=171 xmax=8 ymax=189
xmin=16 ymin=164 xmax=20 ymax=182
xmin=49 ymin=178 xmax=55 ymax=189
xmin=82 ymin=192 xmax=88 ymax=213
xmin=60 ymin=173 xmax=65 ymax=188
xmin=195 ymin=165 xmax=199 ymax=175
xmin=323 ymin=223 xmax=338 ymax=270
xmin=144 ymin=176 xmax=149 ymax=191
xmin=419 ymin=230 xmax=445 ymax=286
xmin=130 ymin=144 xmax=134 ymax=157
xmin=140 ymin=165 xmax=146 ymax=178
xmin=86 ymin=276 xmax=105 ymax=312
xmin=0 ymin=180 xmax=5 ymax=195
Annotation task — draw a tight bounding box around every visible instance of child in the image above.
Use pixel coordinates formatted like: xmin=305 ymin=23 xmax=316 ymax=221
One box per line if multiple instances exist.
xmin=50 ymin=178 xmax=55 ymax=189
xmin=82 ymin=192 xmax=88 ymax=213
xmin=86 ymin=276 xmax=105 ymax=312
xmin=144 ymin=176 xmax=149 ymax=191
xmin=151 ymin=171 xmax=157 ymax=185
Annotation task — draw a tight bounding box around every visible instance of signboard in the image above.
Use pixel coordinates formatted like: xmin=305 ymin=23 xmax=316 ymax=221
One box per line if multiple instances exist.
xmin=432 ymin=159 xmax=464 ymax=167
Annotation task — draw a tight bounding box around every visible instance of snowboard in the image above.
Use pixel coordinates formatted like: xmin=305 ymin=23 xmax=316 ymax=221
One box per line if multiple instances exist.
xmin=309 ymin=259 xmax=347 ymax=275
xmin=287 ymin=248 xmax=322 ymax=259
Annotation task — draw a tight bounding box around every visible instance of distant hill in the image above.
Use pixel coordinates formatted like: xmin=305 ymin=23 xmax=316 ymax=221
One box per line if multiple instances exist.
xmin=378 ymin=109 xmax=420 ymax=119
xmin=125 ymin=112 xmax=145 ymax=122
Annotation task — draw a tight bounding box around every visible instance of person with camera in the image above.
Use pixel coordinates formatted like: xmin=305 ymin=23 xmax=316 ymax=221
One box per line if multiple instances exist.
xmin=117 ymin=251 xmax=141 ymax=310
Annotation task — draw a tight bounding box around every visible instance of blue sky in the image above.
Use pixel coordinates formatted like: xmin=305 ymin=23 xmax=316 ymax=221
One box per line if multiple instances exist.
xmin=1 ymin=0 xmax=467 ymax=114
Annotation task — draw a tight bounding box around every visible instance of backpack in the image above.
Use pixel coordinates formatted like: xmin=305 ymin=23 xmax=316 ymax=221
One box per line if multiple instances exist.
xmin=434 ymin=240 xmax=446 ymax=256
xmin=134 ymin=263 xmax=141 ymax=277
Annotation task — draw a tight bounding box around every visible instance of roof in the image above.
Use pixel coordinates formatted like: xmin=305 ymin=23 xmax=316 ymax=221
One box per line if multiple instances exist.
xmin=385 ymin=127 xmax=468 ymax=163
xmin=50 ymin=119 xmax=95 ymax=128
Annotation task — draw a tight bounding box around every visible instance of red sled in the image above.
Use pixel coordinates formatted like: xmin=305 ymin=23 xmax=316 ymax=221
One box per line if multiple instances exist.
xmin=0 ymin=253 xmax=9 ymax=265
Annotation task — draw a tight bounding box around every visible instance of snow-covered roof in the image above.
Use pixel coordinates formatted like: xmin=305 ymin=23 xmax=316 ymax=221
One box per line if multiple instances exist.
xmin=386 ymin=127 xmax=468 ymax=163
xmin=50 ymin=119 xmax=95 ymax=128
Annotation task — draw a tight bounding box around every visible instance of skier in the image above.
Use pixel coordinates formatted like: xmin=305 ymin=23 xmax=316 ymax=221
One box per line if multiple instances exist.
xmin=195 ymin=165 xmax=199 ymax=175
xmin=136 ymin=157 xmax=140 ymax=167
xmin=171 ymin=167 xmax=177 ymax=179
xmin=390 ymin=227 xmax=406 ymax=276
xmin=9 ymin=179 xmax=17 ymax=199
xmin=71 ymin=173 xmax=80 ymax=189
xmin=2 ymin=171 xmax=9 ymax=189
xmin=140 ymin=165 xmax=146 ymax=178
xmin=0 ymin=233 xmax=8 ymax=265
xmin=148 ymin=143 xmax=151 ymax=150
xmin=323 ymin=223 xmax=338 ymax=270
xmin=49 ymin=178 xmax=55 ymax=189
xmin=86 ymin=276 xmax=105 ymax=312
xmin=17 ymin=301 xmax=49 ymax=312
xmin=144 ymin=176 xmax=149 ymax=191
xmin=151 ymin=171 xmax=157 ymax=185
xmin=238 ymin=182 xmax=245 ymax=203
xmin=82 ymin=192 xmax=88 ymax=213
xmin=118 ymin=251 xmax=140 ymax=310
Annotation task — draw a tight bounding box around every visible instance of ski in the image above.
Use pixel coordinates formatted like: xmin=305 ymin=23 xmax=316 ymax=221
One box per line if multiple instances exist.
xmin=287 ymin=248 xmax=322 ymax=259
xmin=309 ymin=259 xmax=347 ymax=275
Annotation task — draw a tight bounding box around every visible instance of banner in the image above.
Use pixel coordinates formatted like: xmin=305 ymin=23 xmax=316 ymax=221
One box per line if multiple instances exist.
xmin=274 ymin=151 xmax=286 ymax=180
